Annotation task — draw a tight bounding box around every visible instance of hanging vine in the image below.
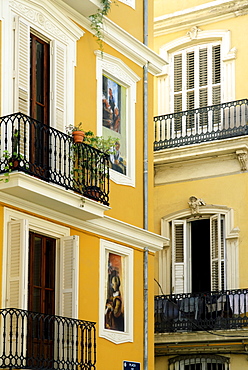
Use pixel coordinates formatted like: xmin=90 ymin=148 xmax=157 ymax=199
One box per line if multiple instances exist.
xmin=90 ymin=0 xmax=115 ymax=51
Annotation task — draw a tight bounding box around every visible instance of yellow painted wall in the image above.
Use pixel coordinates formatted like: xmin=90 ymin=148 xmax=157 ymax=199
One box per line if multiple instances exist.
xmin=154 ymin=0 xmax=212 ymax=18
xmin=108 ymin=0 xmax=154 ymax=48
xmin=75 ymin=30 xmax=155 ymax=232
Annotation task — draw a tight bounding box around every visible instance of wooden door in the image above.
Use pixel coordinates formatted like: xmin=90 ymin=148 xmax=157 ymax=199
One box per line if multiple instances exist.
xmin=28 ymin=232 xmax=56 ymax=368
xmin=30 ymin=34 xmax=50 ymax=178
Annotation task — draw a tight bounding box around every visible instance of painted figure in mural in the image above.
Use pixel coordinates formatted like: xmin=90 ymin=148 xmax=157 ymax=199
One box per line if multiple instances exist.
xmin=105 ymin=274 xmax=124 ymax=331
xmin=110 ymin=142 xmax=126 ymax=175
xmin=102 ymin=95 xmax=114 ymax=129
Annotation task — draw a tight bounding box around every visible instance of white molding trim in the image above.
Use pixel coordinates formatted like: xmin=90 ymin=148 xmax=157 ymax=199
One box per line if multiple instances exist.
xmin=0 ymin=173 xmax=167 ymax=252
xmin=2 ymin=0 xmax=83 ymax=123
xmin=52 ymin=0 xmax=166 ymax=75
xmin=154 ymin=0 xmax=248 ymax=36
xmin=159 ymin=205 xmax=239 ymax=293
xmin=157 ymin=29 xmax=236 ymax=113
xmin=96 ymin=51 xmax=139 ymax=187
xmin=118 ymin=0 xmax=135 ymax=9
xmin=159 ymin=29 xmax=232 ymax=62
xmin=99 ymin=240 xmax=133 ymax=343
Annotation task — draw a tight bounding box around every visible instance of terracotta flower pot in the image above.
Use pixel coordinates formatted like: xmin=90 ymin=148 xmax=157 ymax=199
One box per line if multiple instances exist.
xmin=72 ymin=131 xmax=85 ymax=143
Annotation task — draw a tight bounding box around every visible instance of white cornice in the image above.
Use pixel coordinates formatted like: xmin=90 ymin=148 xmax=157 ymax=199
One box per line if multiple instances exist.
xmin=52 ymin=0 xmax=167 ymax=74
xmin=0 ymin=173 xmax=167 ymax=252
xmin=154 ymin=0 xmax=248 ymax=36
xmin=9 ymin=0 xmax=84 ymax=41
xmin=0 ymin=172 xmax=109 ymax=220
xmin=154 ymin=136 xmax=248 ymax=165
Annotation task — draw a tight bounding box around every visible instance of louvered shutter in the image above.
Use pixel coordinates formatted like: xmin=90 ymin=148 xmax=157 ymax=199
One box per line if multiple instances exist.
xmin=2 ymin=220 xmax=29 ymax=366
xmin=6 ymin=219 xmax=29 ymax=309
xmin=52 ymin=40 xmax=66 ymax=131
xmin=174 ymin=55 xmax=182 ymax=131
xmin=172 ymin=220 xmax=187 ymax=294
xmin=59 ymin=235 xmax=79 ymax=319
xmin=212 ymin=45 xmax=221 ymax=124
xmin=15 ymin=17 xmax=30 ymax=115
xmin=199 ymin=48 xmax=208 ymax=126
xmin=210 ymin=215 xmax=225 ymax=291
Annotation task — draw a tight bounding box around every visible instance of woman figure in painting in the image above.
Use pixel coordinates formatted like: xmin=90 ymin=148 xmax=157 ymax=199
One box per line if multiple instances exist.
xmin=105 ymin=274 xmax=124 ymax=331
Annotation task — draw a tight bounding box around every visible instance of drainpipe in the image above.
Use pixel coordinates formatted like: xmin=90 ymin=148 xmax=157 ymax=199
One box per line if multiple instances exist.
xmin=143 ymin=0 xmax=148 ymax=368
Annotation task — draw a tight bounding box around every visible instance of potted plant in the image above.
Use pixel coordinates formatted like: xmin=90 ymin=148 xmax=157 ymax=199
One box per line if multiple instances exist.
xmin=67 ymin=122 xmax=86 ymax=143
xmin=70 ymin=129 xmax=117 ymax=201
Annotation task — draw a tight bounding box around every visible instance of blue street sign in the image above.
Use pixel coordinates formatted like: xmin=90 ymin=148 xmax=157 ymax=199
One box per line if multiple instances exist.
xmin=123 ymin=361 xmax=141 ymax=369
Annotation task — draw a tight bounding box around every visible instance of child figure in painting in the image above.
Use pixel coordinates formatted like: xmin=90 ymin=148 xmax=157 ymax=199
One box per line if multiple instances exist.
xmin=105 ymin=275 xmax=124 ymax=332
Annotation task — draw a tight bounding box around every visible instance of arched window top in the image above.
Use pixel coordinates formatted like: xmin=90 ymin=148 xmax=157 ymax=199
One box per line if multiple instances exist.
xmin=169 ymin=354 xmax=230 ymax=369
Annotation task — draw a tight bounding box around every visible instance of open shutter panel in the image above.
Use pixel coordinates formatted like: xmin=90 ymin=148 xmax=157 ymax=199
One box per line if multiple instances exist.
xmin=59 ymin=235 xmax=79 ymax=319
xmin=15 ymin=17 xmax=30 ymax=115
xmin=52 ymin=40 xmax=66 ymax=131
xmin=6 ymin=219 xmax=29 ymax=309
xmin=210 ymin=214 xmax=225 ymax=291
xmin=172 ymin=220 xmax=187 ymax=294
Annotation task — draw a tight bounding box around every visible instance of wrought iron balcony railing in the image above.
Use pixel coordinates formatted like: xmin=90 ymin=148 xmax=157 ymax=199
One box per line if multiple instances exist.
xmin=0 ymin=112 xmax=110 ymax=205
xmin=155 ymin=288 xmax=248 ymax=333
xmin=154 ymin=99 xmax=248 ymax=150
xmin=0 ymin=308 xmax=96 ymax=370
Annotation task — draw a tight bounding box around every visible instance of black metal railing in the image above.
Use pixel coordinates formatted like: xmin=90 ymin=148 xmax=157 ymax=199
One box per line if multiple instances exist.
xmin=0 ymin=308 xmax=96 ymax=370
xmin=155 ymin=288 xmax=248 ymax=333
xmin=154 ymin=99 xmax=248 ymax=150
xmin=0 ymin=112 xmax=110 ymax=205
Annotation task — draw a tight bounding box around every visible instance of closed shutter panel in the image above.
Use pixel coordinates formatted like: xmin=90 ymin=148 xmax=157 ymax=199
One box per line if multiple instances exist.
xmin=59 ymin=235 xmax=79 ymax=319
xmin=52 ymin=40 xmax=66 ymax=131
xmin=2 ymin=220 xmax=29 ymax=364
xmin=6 ymin=219 xmax=29 ymax=309
xmin=186 ymin=51 xmax=195 ymax=129
xmin=212 ymin=45 xmax=221 ymax=124
xmin=210 ymin=215 xmax=225 ymax=291
xmin=172 ymin=220 xmax=187 ymax=294
xmin=174 ymin=54 xmax=182 ymax=131
xmin=57 ymin=236 xmax=79 ymax=365
xmin=15 ymin=17 xmax=30 ymax=115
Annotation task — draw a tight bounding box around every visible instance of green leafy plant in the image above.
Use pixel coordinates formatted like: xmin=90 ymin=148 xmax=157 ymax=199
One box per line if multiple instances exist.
xmin=89 ymin=0 xmax=116 ymax=51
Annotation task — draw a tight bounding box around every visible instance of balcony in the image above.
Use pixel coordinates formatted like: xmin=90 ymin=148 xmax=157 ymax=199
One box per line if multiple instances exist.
xmin=155 ymin=288 xmax=248 ymax=333
xmin=0 ymin=113 xmax=110 ymax=205
xmin=0 ymin=308 xmax=96 ymax=370
xmin=154 ymin=99 xmax=248 ymax=150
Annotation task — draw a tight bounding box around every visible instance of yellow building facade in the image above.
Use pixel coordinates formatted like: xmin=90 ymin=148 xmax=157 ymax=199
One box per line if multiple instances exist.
xmin=0 ymin=1 xmax=166 ymax=369
xmin=153 ymin=0 xmax=248 ymax=369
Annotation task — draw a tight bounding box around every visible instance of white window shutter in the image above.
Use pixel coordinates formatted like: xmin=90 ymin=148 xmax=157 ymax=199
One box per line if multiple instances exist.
xmin=59 ymin=235 xmax=79 ymax=319
xmin=210 ymin=214 xmax=225 ymax=291
xmin=172 ymin=220 xmax=187 ymax=294
xmin=6 ymin=219 xmax=29 ymax=309
xmin=51 ymin=40 xmax=66 ymax=131
xmin=14 ymin=17 xmax=30 ymax=115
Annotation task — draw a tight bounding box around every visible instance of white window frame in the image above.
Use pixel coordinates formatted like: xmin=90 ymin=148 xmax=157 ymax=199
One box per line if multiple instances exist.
xmin=2 ymin=207 xmax=79 ymax=319
xmin=118 ymin=0 xmax=135 ymax=9
xmin=157 ymin=29 xmax=236 ymax=116
xmin=159 ymin=205 xmax=239 ymax=295
xmin=96 ymin=51 xmax=140 ymax=187
xmin=1 ymin=0 xmax=83 ymax=129
xmin=99 ymin=239 xmax=134 ymax=344
xmin=171 ymin=42 xmax=221 ymax=112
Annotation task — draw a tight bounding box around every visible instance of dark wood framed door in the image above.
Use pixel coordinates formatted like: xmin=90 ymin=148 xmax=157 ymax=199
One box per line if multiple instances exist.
xmin=30 ymin=34 xmax=50 ymax=178
xmin=28 ymin=232 xmax=56 ymax=368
